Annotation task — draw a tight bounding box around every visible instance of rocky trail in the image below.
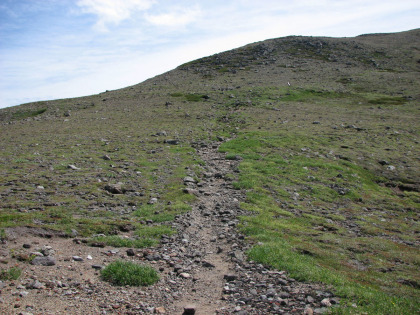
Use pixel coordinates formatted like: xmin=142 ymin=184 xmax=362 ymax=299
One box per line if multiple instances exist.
xmin=0 ymin=141 xmax=337 ymax=314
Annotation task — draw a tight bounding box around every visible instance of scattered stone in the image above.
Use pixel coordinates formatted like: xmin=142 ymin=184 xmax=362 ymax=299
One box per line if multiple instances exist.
xmin=224 ymin=274 xmax=237 ymax=282
xmin=72 ymin=256 xmax=83 ymax=262
xmin=26 ymin=280 xmax=44 ymax=290
xmin=22 ymin=244 xmax=31 ymax=249
xmin=321 ymin=298 xmax=332 ymax=307
xmin=102 ymin=155 xmax=111 ymax=160
xmin=67 ymin=164 xmax=80 ymax=170
xmin=306 ymin=295 xmax=315 ymax=303
xmin=183 ymin=176 xmax=196 ymax=183
xmin=165 ymin=139 xmax=179 ymax=145
xmin=148 ymin=197 xmax=158 ymax=204
xmin=104 ymin=183 xmax=124 ymax=194
xmin=126 ymin=248 xmax=135 ymax=256
xmin=155 ymin=306 xmax=166 ymax=313
xmin=31 ymin=256 xmax=56 ymax=266
xmin=92 ymin=264 xmax=104 ymax=270
xmin=179 ymin=273 xmax=191 ymax=279
xmin=183 ymin=304 xmax=196 ymax=315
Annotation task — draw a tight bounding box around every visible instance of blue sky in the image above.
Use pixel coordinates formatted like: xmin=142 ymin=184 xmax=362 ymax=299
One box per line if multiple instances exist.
xmin=0 ymin=0 xmax=419 ymax=109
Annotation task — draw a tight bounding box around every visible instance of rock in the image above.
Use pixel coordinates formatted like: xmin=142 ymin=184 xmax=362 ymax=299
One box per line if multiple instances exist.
xmin=387 ymin=165 xmax=396 ymax=171
xmin=321 ymin=298 xmax=332 ymax=307
xmin=102 ymin=155 xmax=111 ymax=160
xmin=105 ymin=183 xmax=124 ymax=194
xmin=266 ymin=288 xmax=277 ymax=297
xmin=67 ymin=164 xmax=80 ymax=170
xmin=183 ymin=188 xmax=199 ymax=196
xmin=202 ymin=261 xmax=215 ymax=268
xmin=304 ymin=307 xmax=314 ymax=315
xmin=126 ymin=248 xmax=135 ymax=256
xmin=40 ymin=245 xmax=54 ymax=256
xmin=183 ymin=176 xmax=196 ymax=183
xmin=224 ymin=274 xmax=237 ymax=282
xmin=86 ymin=255 xmax=92 ymax=260
xmin=92 ymin=264 xmax=104 ymax=270
xmin=22 ymin=244 xmax=31 ymax=249
xmin=71 ymin=229 xmax=78 ymax=237
xmin=148 ymin=197 xmax=158 ymax=204
xmin=165 ymin=139 xmax=179 ymax=145
xmin=179 ymin=273 xmax=191 ymax=279
xmin=72 ymin=256 xmax=83 ymax=261
xmin=31 ymin=256 xmax=56 ymax=266
xmin=26 ymin=280 xmax=44 ymax=290
xmin=19 ymin=291 xmax=29 ymax=297
xmin=306 ymin=295 xmax=315 ymax=303
xmin=183 ymin=304 xmax=196 ymax=314
xmin=155 ymin=306 xmax=166 ymax=314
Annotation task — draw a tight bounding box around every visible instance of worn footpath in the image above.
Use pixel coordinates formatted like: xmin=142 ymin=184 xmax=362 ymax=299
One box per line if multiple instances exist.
xmin=0 ymin=141 xmax=337 ymax=314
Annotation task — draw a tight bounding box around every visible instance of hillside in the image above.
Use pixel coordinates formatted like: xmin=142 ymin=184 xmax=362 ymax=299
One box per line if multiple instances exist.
xmin=0 ymin=29 xmax=419 ymax=314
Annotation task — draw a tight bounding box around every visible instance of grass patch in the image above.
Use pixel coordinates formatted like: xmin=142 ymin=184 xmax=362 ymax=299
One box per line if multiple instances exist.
xmin=185 ymin=93 xmax=209 ymax=102
xmin=0 ymin=267 xmax=22 ymax=280
xmin=220 ymin=131 xmax=420 ymax=314
xmin=101 ymin=260 xmax=159 ymax=286
xmin=12 ymin=108 xmax=47 ymax=120
xmin=367 ymin=96 xmax=407 ymax=105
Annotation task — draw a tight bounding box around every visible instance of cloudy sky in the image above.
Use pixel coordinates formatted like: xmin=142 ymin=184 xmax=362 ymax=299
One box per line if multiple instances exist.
xmin=0 ymin=0 xmax=419 ymax=109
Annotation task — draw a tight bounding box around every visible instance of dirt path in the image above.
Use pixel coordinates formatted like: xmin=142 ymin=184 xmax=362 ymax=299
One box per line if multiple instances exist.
xmin=169 ymin=143 xmax=243 ymax=314
xmin=0 ymin=141 xmax=336 ymax=314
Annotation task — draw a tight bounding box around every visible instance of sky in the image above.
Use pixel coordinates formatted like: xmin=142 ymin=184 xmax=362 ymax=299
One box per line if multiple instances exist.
xmin=0 ymin=1 xmax=419 ymax=109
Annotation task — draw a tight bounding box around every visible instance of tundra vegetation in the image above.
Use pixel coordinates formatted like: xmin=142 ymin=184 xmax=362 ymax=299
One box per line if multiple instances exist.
xmin=0 ymin=29 xmax=419 ymax=313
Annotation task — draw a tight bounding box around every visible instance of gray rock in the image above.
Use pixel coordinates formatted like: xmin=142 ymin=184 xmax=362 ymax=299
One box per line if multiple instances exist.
xmin=165 ymin=139 xmax=179 ymax=145
xmin=180 ymin=272 xmax=191 ymax=279
xmin=126 ymin=248 xmax=135 ymax=256
xmin=72 ymin=256 xmax=83 ymax=261
xmin=92 ymin=264 xmax=104 ymax=270
xmin=67 ymin=164 xmax=80 ymax=170
xmin=321 ymin=298 xmax=332 ymax=307
xmin=105 ymin=183 xmax=124 ymax=194
xmin=266 ymin=288 xmax=277 ymax=297
xmin=102 ymin=155 xmax=111 ymax=160
xmin=31 ymin=256 xmax=56 ymax=266
xmin=26 ymin=280 xmax=45 ymax=290
xmin=183 ymin=176 xmax=196 ymax=183
xmin=40 ymin=245 xmax=54 ymax=256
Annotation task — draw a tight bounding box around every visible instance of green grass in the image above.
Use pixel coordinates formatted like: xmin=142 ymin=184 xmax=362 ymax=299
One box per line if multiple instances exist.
xmin=0 ymin=267 xmax=22 ymax=280
xmin=220 ymin=131 xmax=420 ymax=314
xmin=100 ymin=260 xmax=159 ymax=286
xmin=11 ymin=108 xmax=47 ymax=120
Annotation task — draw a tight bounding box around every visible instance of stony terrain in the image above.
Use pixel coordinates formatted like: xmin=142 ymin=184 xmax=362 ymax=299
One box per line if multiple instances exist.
xmin=0 ymin=142 xmax=338 ymax=314
xmin=0 ymin=29 xmax=419 ymax=314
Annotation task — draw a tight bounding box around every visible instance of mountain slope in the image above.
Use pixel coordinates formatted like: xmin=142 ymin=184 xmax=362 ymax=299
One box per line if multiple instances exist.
xmin=0 ymin=29 xmax=419 ymax=314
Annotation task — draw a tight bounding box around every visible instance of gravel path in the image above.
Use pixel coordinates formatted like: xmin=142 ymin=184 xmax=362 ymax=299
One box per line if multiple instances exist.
xmin=0 ymin=141 xmax=337 ymax=314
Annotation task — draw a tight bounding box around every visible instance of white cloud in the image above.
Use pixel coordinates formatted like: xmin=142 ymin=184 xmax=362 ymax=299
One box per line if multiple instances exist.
xmin=145 ymin=6 xmax=201 ymax=27
xmin=77 ymin=0 xmax=155 ymax=31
